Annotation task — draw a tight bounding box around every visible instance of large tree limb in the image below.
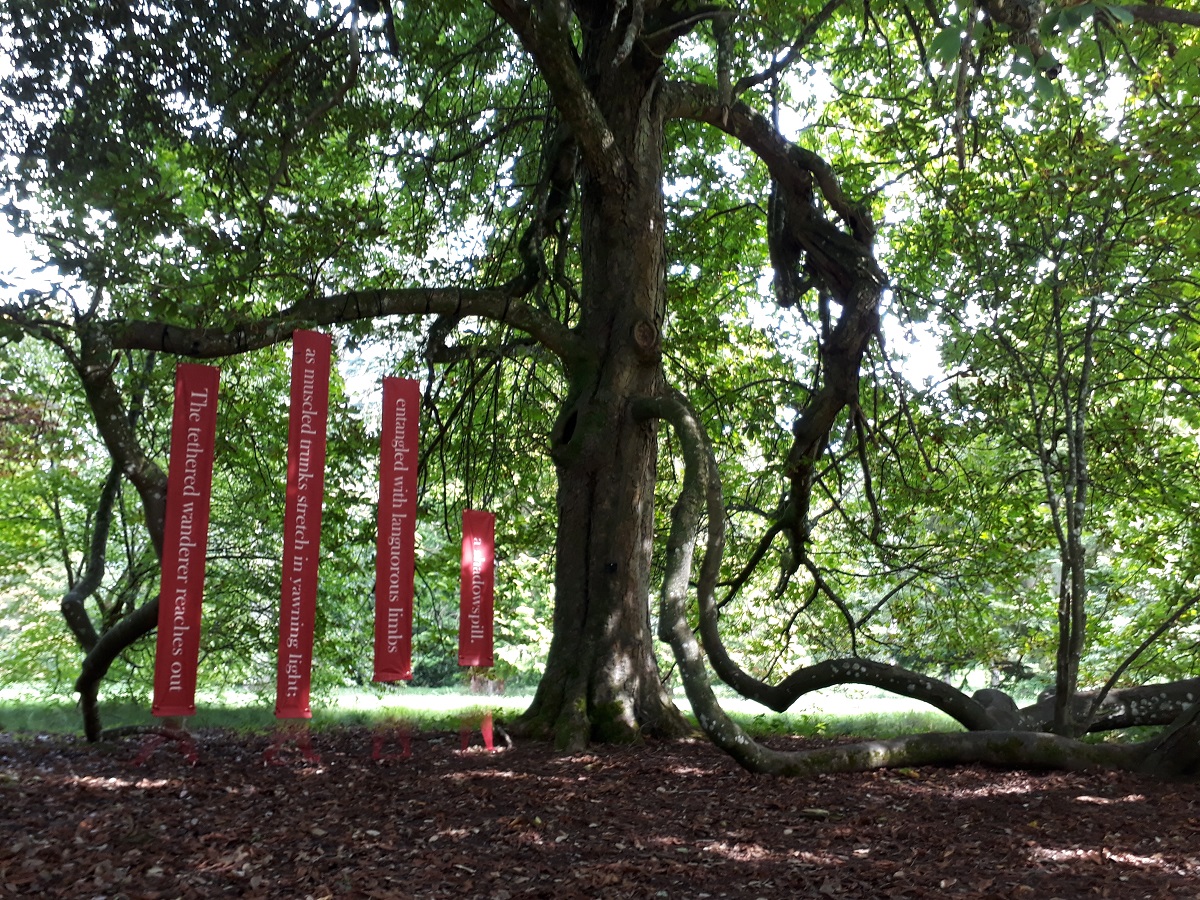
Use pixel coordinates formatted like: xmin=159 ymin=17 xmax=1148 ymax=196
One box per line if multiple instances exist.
xmin=1124 ymin=4 xmax=1200 ymax=27
xmin=64 ymin=337 xmax=168 ymax=740
xmin=76 ymin=593 xmax=163 ymax=741
xmin=661 ymin=81 xmax=876 ymax=243
xmin=1138 ymin=701 xmax=1200 ymax=777
xmin=485 ymin=0 xmax=626 ymax=184
xmin=637 ymin=390 xmax=1160 ymax=775
xmin=104 ymin=286 xmax=586 ymax=365
xmin=74 ymin=328 xmax=167 ymax=557
xmin=666 ymin=343 xmax=1200 ymax=737
xmin=660 ymin=78 xmax=884 ymax=575
xmin=1022 ymin=678 xmax=1200 ymax=732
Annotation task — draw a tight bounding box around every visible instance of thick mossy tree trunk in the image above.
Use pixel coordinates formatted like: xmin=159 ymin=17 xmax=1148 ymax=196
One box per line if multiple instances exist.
xmin=511 ymin=28 xmax=689 ymax=749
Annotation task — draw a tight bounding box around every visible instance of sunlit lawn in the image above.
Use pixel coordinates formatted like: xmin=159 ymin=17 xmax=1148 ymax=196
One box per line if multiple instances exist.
xmin=0 ymin=681 xmax=964 ymax=739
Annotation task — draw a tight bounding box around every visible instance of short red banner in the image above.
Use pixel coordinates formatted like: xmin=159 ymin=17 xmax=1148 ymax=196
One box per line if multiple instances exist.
xmin=152 ymin=363 xmax=220 ymax=718
xmin=374 ymin=377 xmax=419 ymax=682
xmin=275 ymin=330 xmax=332 ymax=719
xmin=458 ymin=509 xmax=495 ymax=668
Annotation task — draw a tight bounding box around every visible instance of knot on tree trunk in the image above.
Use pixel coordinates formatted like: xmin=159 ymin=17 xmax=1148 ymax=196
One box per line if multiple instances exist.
xmin=632 ymin=318 xmax=661 ymax=361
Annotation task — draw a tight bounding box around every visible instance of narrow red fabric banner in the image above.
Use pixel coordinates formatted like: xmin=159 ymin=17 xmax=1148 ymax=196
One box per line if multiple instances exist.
xmin=152 ymin=363 xmax=220 ymax=718
xmin=374 ymin=377 xmax=419 ymax=682
xmin=275 ymin=330 xmax=332 ymax=719
xmin=458 ymin=509 xmax=495 ymax=667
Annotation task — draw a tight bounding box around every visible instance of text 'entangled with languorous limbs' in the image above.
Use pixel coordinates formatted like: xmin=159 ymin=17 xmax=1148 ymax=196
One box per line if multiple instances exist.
xmin=374 ymin=377 xmax=419 ymax=682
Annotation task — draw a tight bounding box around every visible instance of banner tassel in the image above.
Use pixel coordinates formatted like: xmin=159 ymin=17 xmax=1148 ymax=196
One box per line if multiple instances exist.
xmin=132 ymin=726 xmax=200 ymax=767
xmin=371 ymin=722 xmax=413 ymax=762
xmin=481 ymin=710 xmax=495 ymax=752
xmin=263 ymin=722 xmax=321 ymax=766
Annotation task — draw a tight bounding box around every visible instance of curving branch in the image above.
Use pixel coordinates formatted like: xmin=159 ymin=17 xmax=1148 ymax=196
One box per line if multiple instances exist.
xmin=1138 ymin=701 xmax=1200 ymax=778
xmin=632 ymin=393 xmax=992 ymax=733
xmin=485 ymin=0 xmax=626 ymax=184
xmin=58 ymin=463 xmax=122 ymax=653
xmin=661 ymin=78 xmax=885 ymax=594
xmin=635 ymin=390 xmax=1168 ymax=776
xmin=104 ymin=286 xmax=587 ymax=365
xmin=1021 ymin=677 xmax=1200 ymax=733
xmin=73 ymin=328 xmax=168 ymax=557
xmin=661 ymin=81 xmax=876 ymax=241
xmin=646 ymin=369 xmax=1200 ymax=741
xmin=62 ymin=337 xmax=169 ymax=741
xmin=1084 ymin=590 xmax=1200 ymax=724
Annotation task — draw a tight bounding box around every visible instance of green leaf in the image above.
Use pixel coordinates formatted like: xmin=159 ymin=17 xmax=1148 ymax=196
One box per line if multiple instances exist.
xmin=1035 ymin=53 xmax=1060 ymax=72
xmin=1033 ymin=72 xmax=1057 ymax=102
xmin=928 ymin=27 xmax=964 ymax=67
xmin=1097 ymin=2 xmax=1135 ymax=24
xmin=1174 ymin=44 xmax=1200 ymax=67
xmin=1058 ymin=2 xmax=1096 ymax=32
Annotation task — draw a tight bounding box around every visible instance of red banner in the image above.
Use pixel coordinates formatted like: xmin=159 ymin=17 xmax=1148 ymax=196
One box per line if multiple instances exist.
xmin=458 ymin=509 xmax=495 ymax=667
xmin=374 ymin=377 xmax=419 ymax=682
xmin=275 ymin=330 xmax=332 ymax=719
xmin=152 ymin=364 xmax=220 ymax=718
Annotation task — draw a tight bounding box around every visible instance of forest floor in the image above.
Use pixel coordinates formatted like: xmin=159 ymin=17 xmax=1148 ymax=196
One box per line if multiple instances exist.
xmin=2 ymin=725 xmax=1198 ymax=899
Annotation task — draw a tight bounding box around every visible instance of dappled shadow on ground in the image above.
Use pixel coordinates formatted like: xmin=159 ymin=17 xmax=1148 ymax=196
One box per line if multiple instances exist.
xmin=1 ymin=728 xmax=1197 ymax=898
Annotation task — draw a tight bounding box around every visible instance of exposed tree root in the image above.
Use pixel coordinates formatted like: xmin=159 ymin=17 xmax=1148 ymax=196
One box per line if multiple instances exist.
xmin=642 ymin=391 xmax=1200 ymax=779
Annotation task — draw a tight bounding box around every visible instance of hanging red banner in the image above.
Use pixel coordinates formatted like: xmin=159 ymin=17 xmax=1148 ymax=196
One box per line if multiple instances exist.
xmin=275 ymin=330 xmax=332 ymax=719
xmin=374 ymin=377 xmax=419 ymax=682
xmin=458 ymin=509 xmax=495 ymax=668
xmin=152 ymin=363 xmax=221 ymax=718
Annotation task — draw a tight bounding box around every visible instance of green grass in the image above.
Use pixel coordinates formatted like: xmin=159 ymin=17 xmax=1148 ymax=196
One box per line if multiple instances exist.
xmin=0 ymin=682 xmax=964 ymax=740
xmin=690 ymin=687 xmax=964 ymax=740
xmin=0 ymin=684 xmax=531 ymax=735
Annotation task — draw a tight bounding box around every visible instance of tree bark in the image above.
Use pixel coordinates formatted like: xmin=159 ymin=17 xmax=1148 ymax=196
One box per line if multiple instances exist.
xmin=646 ymin=387 xmax=1198 ymax=778
xmin=66 ymin=332 xmax=168 ymax=740
xmin=508 ymin=18 xmax=690 ymax=748
xmin=59 ymin=462 xmax=122 ymax=653
xmin=1022 ymin=678 xmax=1200 ymax=732
xmin=1138 ymin=701 xmax=1200 ymax=778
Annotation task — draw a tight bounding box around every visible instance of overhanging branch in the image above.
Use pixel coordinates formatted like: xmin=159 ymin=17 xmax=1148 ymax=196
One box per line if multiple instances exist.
xmin=661 ymin=81 xmax=876 ymax=242
xmin=661 ymin=77 xmax=886 ymax=589
xmin=105 ymin=286 xmax=586 ymax=364
xmin=1124 ymin=4 xmax=1200 ymax=27
xmin=635 ymin=390 xmax=1158 ymax=776
xmin=485 ymin=0 xmax=626 ymax=184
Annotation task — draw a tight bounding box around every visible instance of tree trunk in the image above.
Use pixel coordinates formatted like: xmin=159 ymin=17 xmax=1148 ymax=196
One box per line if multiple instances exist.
xmin=68 ymin=335 xmax=167 ymax=740
xmin=511 ymin=47 xmax=689 ymax=749
xmin=517 ymin=438 xmax=690 ymax=748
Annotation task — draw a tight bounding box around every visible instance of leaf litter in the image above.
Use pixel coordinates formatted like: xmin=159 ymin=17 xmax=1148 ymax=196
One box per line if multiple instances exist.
xmin=1 ymin=728 xmax=1197 ymax=898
